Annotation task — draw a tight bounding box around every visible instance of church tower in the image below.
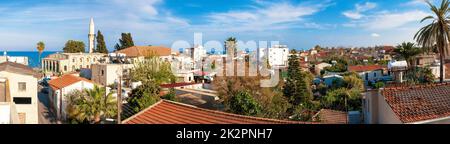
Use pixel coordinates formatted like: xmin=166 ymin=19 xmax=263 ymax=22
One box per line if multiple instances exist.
xmin=88 ymin=18 xmax=95 ymax=53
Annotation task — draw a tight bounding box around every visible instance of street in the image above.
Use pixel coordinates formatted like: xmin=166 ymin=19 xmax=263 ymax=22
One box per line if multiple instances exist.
xmin=37 ymin=85 xmax=57 ymax=124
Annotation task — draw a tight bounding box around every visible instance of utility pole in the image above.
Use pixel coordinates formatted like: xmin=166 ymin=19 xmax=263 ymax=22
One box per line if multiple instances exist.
xmin=117 ymin=65 xmax=123 ymax=124
xmin=117 ymin=75 xmax=122 ymax=124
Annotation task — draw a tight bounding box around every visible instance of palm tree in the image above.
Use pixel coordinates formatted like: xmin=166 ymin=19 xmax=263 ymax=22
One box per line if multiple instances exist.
xmin=66 ymin=85 xmax=117 ymax=124
xmin=36 ymin=41 xmax=45 ymax=67
xmin=415 ymin=0 xmax=450 ymax=83
xmin=225 ymin=37 xmax=237 ymax=57
xmin=394 ymin=42 xmax=422 ymax=70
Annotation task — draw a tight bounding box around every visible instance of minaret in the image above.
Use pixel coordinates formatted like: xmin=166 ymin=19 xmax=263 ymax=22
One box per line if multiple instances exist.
xmin=88 ymin=18 xmax=95 ymax=53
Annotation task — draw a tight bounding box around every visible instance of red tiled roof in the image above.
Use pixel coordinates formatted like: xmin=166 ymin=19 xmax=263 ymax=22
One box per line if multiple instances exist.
xmin=382 ymin=83 xmax=450 ymax=123
xmin=313 ymin=109 xmax=348 ymax=124
xmin=160 ymin=83 xmax=199 ymax=88
xmin=348 ymin=65 xmax=385 ymax=72
xmin=48 ymin=74 xmax=94 ymax=90
xmin=117 ymin=46 xmax=171 ymax=57
xmin=123 ymin=100 xmax=314 ymax=124
xmin=384 ymin=46 xmax=395 ymax=52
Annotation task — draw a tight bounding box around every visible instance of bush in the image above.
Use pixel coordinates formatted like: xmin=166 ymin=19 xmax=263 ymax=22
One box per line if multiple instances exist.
xmin=372 ymin=81 xmax=385 ymax=89
xmin=227 ymin=91 xmax=261 ymax=116
xmin=128 ymin=82 xmax=161 ymax=113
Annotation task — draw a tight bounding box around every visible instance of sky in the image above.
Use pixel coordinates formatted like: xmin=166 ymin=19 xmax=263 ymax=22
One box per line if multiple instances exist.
xmin=0 ymin=0 xmax=439 ymax=51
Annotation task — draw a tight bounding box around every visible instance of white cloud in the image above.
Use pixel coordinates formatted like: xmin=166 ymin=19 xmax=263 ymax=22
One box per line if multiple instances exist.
xmin=343 ymin=2 xmax=377 ymax=20
xmin=371 ymin=33 xmax=380 ymax=37
xmin=203 ymin=1 xmax=331 ymax=32
xmin=405 ymin=0 xmax=429 ymax=6
xmin=343 ymin=11 xmax=363 ymax=19
xmin=364 ymin=10 xmax=429 ymax=30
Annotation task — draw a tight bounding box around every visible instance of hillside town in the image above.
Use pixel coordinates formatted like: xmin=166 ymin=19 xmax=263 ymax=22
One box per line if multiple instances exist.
xmin=2 ymin=1 xmax=450 ymax=125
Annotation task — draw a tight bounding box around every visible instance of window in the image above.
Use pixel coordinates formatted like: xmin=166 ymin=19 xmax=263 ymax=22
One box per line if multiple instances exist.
xmin=80 ymin=58 xmax=83 ymax=62
xmin=72 ymin=59 xmax=75 ymax=62
xmin=18 ymin=82 xmax=26 ymax=91
xmin=87 ymin=58 xmax=90 ymax=62
xmin=374 ymin=72 xmax=377 ymax=77
xmin=64 ymin=66 xmax=67 ymax=71
xmin=13 ymin=97 xmax=31 ymax=104
xmin=72 ymin=66 xmax=75 ymax=70
xmin=93 ymin=58 xmax=96 ymax=62
xmin=80 ymin=65 xmax=82 ymax=69
xmin=87 ymin=65 xmax=89 ymax=68
xmin=101 ymin=70 xmax=105 ymax=76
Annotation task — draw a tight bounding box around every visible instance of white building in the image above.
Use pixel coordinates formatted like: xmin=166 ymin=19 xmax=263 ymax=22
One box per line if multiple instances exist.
xmin=42 ymin=52 xmax=107 ymax=74
xmin=48 ymin=74 xmax=96 ymax=120
xmin=0 ymin=52 xmax=29 ymax=66
xmin=91 ymin=63 xmax=134 ymax=86
xmin=388 ymin=60 xmax=408 ymax=83
xmin=0 ymin=62 xmax=40 ymax=124
xmin=184 ymin=45 xmax=207 ymax=69
xmin=258 ymin=45 xmax=289 ymax=67
xmin=348 ymin=65 xmax=385 ymax=83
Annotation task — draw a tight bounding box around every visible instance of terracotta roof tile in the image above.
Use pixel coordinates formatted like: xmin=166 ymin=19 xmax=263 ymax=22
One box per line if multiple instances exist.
xmin=313 ymin=109 xmax=348 ymax=124
xmin=348 ymin=65 xmax=385 ymax=72
xmin=123 ymin=100 xmax=315 ymax=124
xmin=48 ymin=74 xmax=94 ymax=90
xmin=382 ymin=83 xmax=450 ymax=123
xmin=117 ymin=46 xmax=171 ymax=57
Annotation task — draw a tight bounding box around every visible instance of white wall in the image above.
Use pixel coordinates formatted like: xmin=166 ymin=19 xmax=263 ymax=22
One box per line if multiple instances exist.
xmin=377 ymin=92 xmax=402 ymax=124
xmin=0 ymin=103 xmax=10 ymax=124
xmin=53 ymin=81 xmax=95 ymax=120
xmin=358 ymin=70 xmax=383 ymax=82
xmin=0 ymin=71 xmax=38 ymax=124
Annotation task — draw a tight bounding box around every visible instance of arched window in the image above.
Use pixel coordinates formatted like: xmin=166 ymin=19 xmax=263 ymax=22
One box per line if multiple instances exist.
xmin=80 ymin=58 xmax=83 ymax=62
xmin=64 ymin=66 xmax=67 ymax=71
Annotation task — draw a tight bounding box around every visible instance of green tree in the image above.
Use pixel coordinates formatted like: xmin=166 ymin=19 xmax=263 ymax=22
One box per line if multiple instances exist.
xmin=63 ymin=40 xmax=85 ymax=53
xmin=342 ymin=73 xmax=364 ymax=91
xmin=129 ymin=56 xmax=175 ymax=85
xmin=283 ymin=54 xmax=313 ymax=106
xmin=415 ymin=0 xmax=450 ymax=83
xmin=128 ymin=82 xmax=161 ymax=113
xmin=36 ymin=41 xmax=45 ymax=66
xmin=323 ymin=88 xmax=361 ymax=112
xmin=95 ymin=30 xmax=108 ymax=53
xmin=162 ymin=88 xmax=176 ymax=101
xmin=66 ymin=86 xmax=117 ymax=124
xmin=394 ymin=42 xmax=422 ymax=70
xmin=227 ymin=91 xmax=261 ymax=116
xmin=115 ymin=33 xmax=135 ymax=51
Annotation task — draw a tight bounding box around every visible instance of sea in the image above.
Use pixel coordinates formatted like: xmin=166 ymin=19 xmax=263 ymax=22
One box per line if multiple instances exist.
xmin=1 ymin=51 xmax=59 ymax=68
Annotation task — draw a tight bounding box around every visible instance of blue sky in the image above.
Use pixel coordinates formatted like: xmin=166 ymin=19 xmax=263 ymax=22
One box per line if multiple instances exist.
xmin=0 ymin=0 xmax=437 ymax=51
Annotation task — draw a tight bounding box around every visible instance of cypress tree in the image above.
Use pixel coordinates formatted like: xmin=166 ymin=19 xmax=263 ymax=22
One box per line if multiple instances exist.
xmin=95 ymin=30 xmax=108 ymax=53
xmin=115 ymin=33 xmax=135 ymax=51
xmin=283 ymin=50 xmax=313 ymax=106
